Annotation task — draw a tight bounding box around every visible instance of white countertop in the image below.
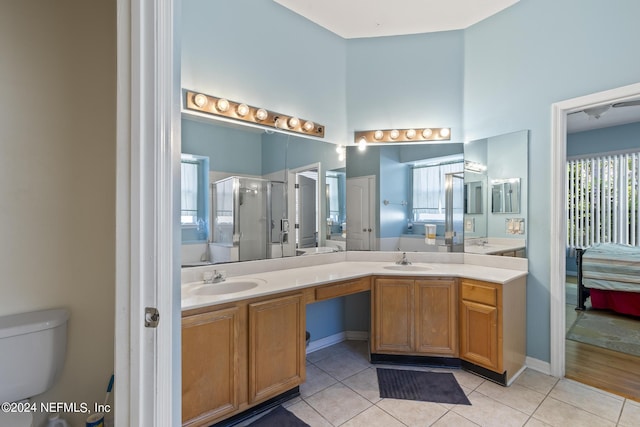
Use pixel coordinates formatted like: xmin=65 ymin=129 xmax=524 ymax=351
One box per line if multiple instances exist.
xmin=464 ymin=238 xmax=526 ymax=255
xmin=182 ymin=255 xmax=528 ymax=311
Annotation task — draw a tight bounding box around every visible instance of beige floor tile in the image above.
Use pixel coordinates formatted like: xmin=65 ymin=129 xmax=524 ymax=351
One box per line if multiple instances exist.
xmin=452 ymin=391 xmax=529 ymax=427
xmin=619 ymin=399 xmax=640 ymax=427
xmin=514 ymin=369 xmax=558 ymax=395
xmin=475 ymin=381 xmax=546 ymax=415
xmin=283 ymin=396 xmax=302 ymax=407
xmin=307 ymin=342 xmax=349 ymax=364
xmin=523 ymin=417 xmax=553 ymax=426
xmin=548 ymin=379 xmax=623 ymax=422
xmin=431 ymin=411 xmax=480 ymax=426
xmin=342 ymin=367 xmax=382 ymax=403
xmin=447 ymin=369 xmax=486 ymax=391
xmin=305 ymin=382 xmax=372 ymax=426
xmin=314 ymin=350 xmax=371 ymax=381
xmin=341 ymin=405 xmax=405 ymax=427
xmin=376 ymin=398 xmax=448 ymax=426
xmin=532 ymin=397 xmax=615 ymax=427
xmin=301 ymin=364 xmax=338 ymax=397
xmin=286 ymin=400 xmax=333 ymax=427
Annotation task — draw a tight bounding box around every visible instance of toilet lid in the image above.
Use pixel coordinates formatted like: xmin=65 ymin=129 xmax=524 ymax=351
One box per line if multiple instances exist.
xmin=0 ymin=410 xmax=33 ymax=427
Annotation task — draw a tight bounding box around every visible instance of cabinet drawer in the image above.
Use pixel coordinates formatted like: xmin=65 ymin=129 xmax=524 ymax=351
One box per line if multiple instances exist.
xmin=461 ymin=281 xmax=497 ymax=306
xmin=315 ymin=277 xmax=370 ymax=301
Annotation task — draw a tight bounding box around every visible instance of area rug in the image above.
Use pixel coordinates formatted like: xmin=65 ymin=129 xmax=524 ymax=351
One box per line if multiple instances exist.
xmin=376 ymin=368 xmax=471 ymax=405
xmin=567 ymin=311 xmax=640 ymax=357
xmin=247 ymin=405 xmax=310 ymax=427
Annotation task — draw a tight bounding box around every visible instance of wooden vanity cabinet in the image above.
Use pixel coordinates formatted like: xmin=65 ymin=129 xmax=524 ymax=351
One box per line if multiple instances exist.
xmin=372 ymin=277 xmax=458 ymax=357
xmin=182 ymin=305 xmax=243 ymax=426
xmin=182 ymin=292 xmax=305 ymax=427
xmin=459 ymin=278 xmax=526 ymax=384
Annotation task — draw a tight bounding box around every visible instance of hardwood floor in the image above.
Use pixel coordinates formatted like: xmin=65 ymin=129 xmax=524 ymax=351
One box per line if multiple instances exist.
xmin=565 ymin=337 xmax=640 ymax=402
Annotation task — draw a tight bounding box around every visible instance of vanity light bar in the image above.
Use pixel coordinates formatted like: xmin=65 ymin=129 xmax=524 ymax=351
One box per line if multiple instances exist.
xmin=185 ymin=90 xmax=325 ymax=138
xmin=354 ymin=127 xmax=451 ymax=144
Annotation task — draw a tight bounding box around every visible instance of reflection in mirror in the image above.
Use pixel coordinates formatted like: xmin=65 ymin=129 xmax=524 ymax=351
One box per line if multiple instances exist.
xmin=491 ymin=178 xmax=520 ymax=213
xmin=463 ymin=130 xmax=528 ymax=257
xmin=325 ymin=169 xmax=346 ymax=251
xmin=346 ymin=144 xmax=464 ymax=253
xmin=180 ymin=115 xmax=344 ymax=266
xmin=181 ymin=153 xmax=210 ymax=244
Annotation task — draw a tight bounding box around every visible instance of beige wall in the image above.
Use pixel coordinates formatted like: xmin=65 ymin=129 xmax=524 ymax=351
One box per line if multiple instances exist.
xmin=0 ymin=1 xmax=116 ymax=425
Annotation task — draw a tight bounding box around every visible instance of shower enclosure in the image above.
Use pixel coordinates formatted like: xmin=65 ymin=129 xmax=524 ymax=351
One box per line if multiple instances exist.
xmin=211 ymin=176 xmax=289 ymax=263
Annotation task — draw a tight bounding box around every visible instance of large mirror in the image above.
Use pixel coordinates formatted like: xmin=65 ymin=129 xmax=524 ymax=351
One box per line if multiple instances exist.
xmin=463 ymin=130 xmax=528 ymax=256
xmin=180 ymin=115 xmax=529 ymax=264
xmin=181 ymin=115 xmax=345 ymax=266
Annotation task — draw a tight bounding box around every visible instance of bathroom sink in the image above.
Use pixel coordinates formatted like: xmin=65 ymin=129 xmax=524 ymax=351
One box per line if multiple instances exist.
xmin=383 ymin=265 xmax=432 ymax=272
xmin=189 ymin=278 xmax=266 ymax=296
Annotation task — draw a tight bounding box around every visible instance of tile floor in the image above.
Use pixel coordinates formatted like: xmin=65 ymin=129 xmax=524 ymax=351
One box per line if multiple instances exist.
xmin=237 ymin=340 xmax=640 ymax=427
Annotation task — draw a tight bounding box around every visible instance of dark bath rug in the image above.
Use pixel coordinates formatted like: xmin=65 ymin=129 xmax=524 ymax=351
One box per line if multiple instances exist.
xmin=377 ymin=368 xmax=471 ymax=405
xmin=246 ymin=405 xmax=310 ymax=427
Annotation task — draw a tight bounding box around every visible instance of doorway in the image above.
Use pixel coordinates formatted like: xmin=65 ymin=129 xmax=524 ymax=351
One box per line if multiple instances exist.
xmin=550 ymin=82 xmax=640 ymax=389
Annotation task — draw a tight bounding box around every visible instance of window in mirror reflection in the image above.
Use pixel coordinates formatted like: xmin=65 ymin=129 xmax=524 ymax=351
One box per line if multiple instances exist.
xmin=181 ymin=154 xmax=210 ymax=242
xmin=412 ymin=154 xmax=463 ymax=223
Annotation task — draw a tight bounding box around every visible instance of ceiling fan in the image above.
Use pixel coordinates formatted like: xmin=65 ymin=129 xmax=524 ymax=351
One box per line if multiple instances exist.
xmin=569 ymin=99 xmax=640 ymax=119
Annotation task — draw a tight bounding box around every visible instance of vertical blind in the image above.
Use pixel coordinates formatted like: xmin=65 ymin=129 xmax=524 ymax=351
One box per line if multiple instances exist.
xmin=181 ymin=161 xmax=199 ymax=225
xmin=566 ymin=151 xmax=640 ymax=250
xmin=412 ymin=160 xmax=463 ymax=222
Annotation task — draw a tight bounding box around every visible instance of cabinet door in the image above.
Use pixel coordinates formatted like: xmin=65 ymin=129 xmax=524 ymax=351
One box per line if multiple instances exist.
xmin=459 ymin=300 xmax=499 ymax=371
xmin=248 ymin=294 xmax=305 ymax=403
xmin=415 ymin=279 xmax=458 ymax=356
xmin=182 ymin=306 xmax=240 ymax=426
xmin=372 ymin=278 xmax=414 ymax=353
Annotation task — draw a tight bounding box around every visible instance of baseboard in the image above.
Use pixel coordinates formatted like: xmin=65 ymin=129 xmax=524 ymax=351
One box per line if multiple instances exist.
xmin=525 ymin=356 xmax=552 ymax=376
xmin=306 ymin=331 xmax=368 ymax=354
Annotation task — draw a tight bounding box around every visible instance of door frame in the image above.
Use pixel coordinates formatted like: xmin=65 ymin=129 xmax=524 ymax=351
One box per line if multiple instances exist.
xmin=115 ymin=0 xmax=180 ymax=425
xmin=549 ymin=81 xmax=640 ymax=377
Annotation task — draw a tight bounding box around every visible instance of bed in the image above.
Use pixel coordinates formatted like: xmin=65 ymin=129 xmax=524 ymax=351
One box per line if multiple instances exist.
xmin=576 ymin=243 xmax=640 ymax=317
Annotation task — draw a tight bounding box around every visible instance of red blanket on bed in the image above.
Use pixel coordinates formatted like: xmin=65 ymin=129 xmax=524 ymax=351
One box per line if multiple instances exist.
xmin=590 ymin=289 xmax=640 ymax=317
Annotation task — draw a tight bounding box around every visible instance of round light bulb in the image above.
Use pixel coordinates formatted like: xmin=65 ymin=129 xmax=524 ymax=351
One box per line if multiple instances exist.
xmin=255 ymin=108 xmax=268 ymax=121
xmin=303 ymin=121 xmax=315 ymax=132
xmin=358 ymin=137 xmax=367 ymax=151
xmin=288 ymin=117 xmax=299 ymax=129
xmin=390 ymin=129 xmax=400 ymax=140
xmin=373 ymin=130 xmax=384 ymax=140
xmin=236 ymin=103 xmax=249 ymax=117
xmin=216 ymin=98 xmax=229 ymax=112
xmin=193 ymin=93 xmax=207 ymax=108
xmin=439 ymin=128 xmax=450 ymax=138
xmin=422 ymin=128 xmax=433 ymax=138
xmin=406 ymin=129 xmax=416 ymax=139
xmin=336 ymin=144 xmax=344 ymax=153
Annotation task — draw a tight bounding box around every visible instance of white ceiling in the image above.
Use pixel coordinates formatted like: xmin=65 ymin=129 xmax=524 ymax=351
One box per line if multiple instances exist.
xmin=567 ymin=98 xmax=640 ymax=134
xmin=274 ymin=0 xmax=519 ymax=39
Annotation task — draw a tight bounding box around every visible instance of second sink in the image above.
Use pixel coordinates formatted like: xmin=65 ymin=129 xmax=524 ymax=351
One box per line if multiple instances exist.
xmin=383 ymin=265 xmax=432 ymax=272
xmin=189 ymin=278 xmax=266 ymax=296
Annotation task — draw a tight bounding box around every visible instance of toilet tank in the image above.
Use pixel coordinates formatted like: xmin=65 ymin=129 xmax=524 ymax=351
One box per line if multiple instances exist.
xmin=0 ymin=308 xmax=70 ymax=403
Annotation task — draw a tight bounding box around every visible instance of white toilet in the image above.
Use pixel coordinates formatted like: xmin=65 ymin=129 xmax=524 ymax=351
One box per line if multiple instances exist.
xmin=0 ymin=308 xmax=70 ymax=427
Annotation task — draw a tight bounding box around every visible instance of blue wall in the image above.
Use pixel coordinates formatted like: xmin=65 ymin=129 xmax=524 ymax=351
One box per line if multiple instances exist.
xmin=464 ymin=0 xmax=640 ymax=362
xmin=380 ymin=146 xmax=409 ymax=238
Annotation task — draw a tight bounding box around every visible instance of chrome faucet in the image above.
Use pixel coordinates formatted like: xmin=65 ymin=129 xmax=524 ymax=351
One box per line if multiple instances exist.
xmin=396 ymin=252 xmax=412 ymax=266
xmin=203 ymin=270 xmax=225 ymax=284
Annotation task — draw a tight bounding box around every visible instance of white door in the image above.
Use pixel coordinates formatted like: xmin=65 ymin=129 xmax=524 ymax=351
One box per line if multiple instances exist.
xmin=298 ymin=174 xmax=317 ymax=248
xmin=346 ymin=176 xmax=376 ymax=250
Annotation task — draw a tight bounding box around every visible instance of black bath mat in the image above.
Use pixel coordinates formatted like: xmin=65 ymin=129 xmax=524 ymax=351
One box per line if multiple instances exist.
xmin=247 ymin=405 xmax=310 ymax=427
xmin=376 ymin=368 xmax=471 ymax=405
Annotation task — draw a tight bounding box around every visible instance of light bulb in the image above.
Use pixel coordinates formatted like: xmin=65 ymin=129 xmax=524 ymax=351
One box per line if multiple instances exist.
xmin=358 ymin=137 xmax=367 ymax=151
xmin=216 ymin=98 xmax=229 ymax=112
xmin=439 ymin=128 xmax=450 ymax=138
xmin=288 ymin=117 xmax=299 ymax=129
xmin=406 ymin=129 xmax=416 ymax=139
xmin=422 ymin=128 xmax=433 ymax=138
xmin=236 ymin=103 xmax=249 ymax=117
xmin=339 ymin=153 xmax=345 ymax=161
xmin=373 ymin=130 xmax=384 ymax=140
xmin=303 ymin=121 xmax=315 ymax=132
xmin=336 ymin=144 xmax=343 ymax=153
xmin=390 ymin=129 xmax=400 ymax=140
xmin=255 ymin=108 xmax=268 ymax=121
xmin=193 ymin=93 xmax=207 ymax=108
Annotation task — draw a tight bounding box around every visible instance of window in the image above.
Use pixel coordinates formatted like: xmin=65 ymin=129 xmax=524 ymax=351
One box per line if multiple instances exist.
xmin=412 ymin=156 xmax=463 ymax=222
xmin=181 ymin=154 xmax=209 ymax=242
xmin=566 ymin=151 xmax=640 ymax=250
xmin=326 ymin=174 xmax=341 ymax=221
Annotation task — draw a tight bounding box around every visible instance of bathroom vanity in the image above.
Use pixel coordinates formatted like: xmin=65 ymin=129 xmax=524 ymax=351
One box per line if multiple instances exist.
xmin=181 ymin=253 xmax=527 ymax=427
